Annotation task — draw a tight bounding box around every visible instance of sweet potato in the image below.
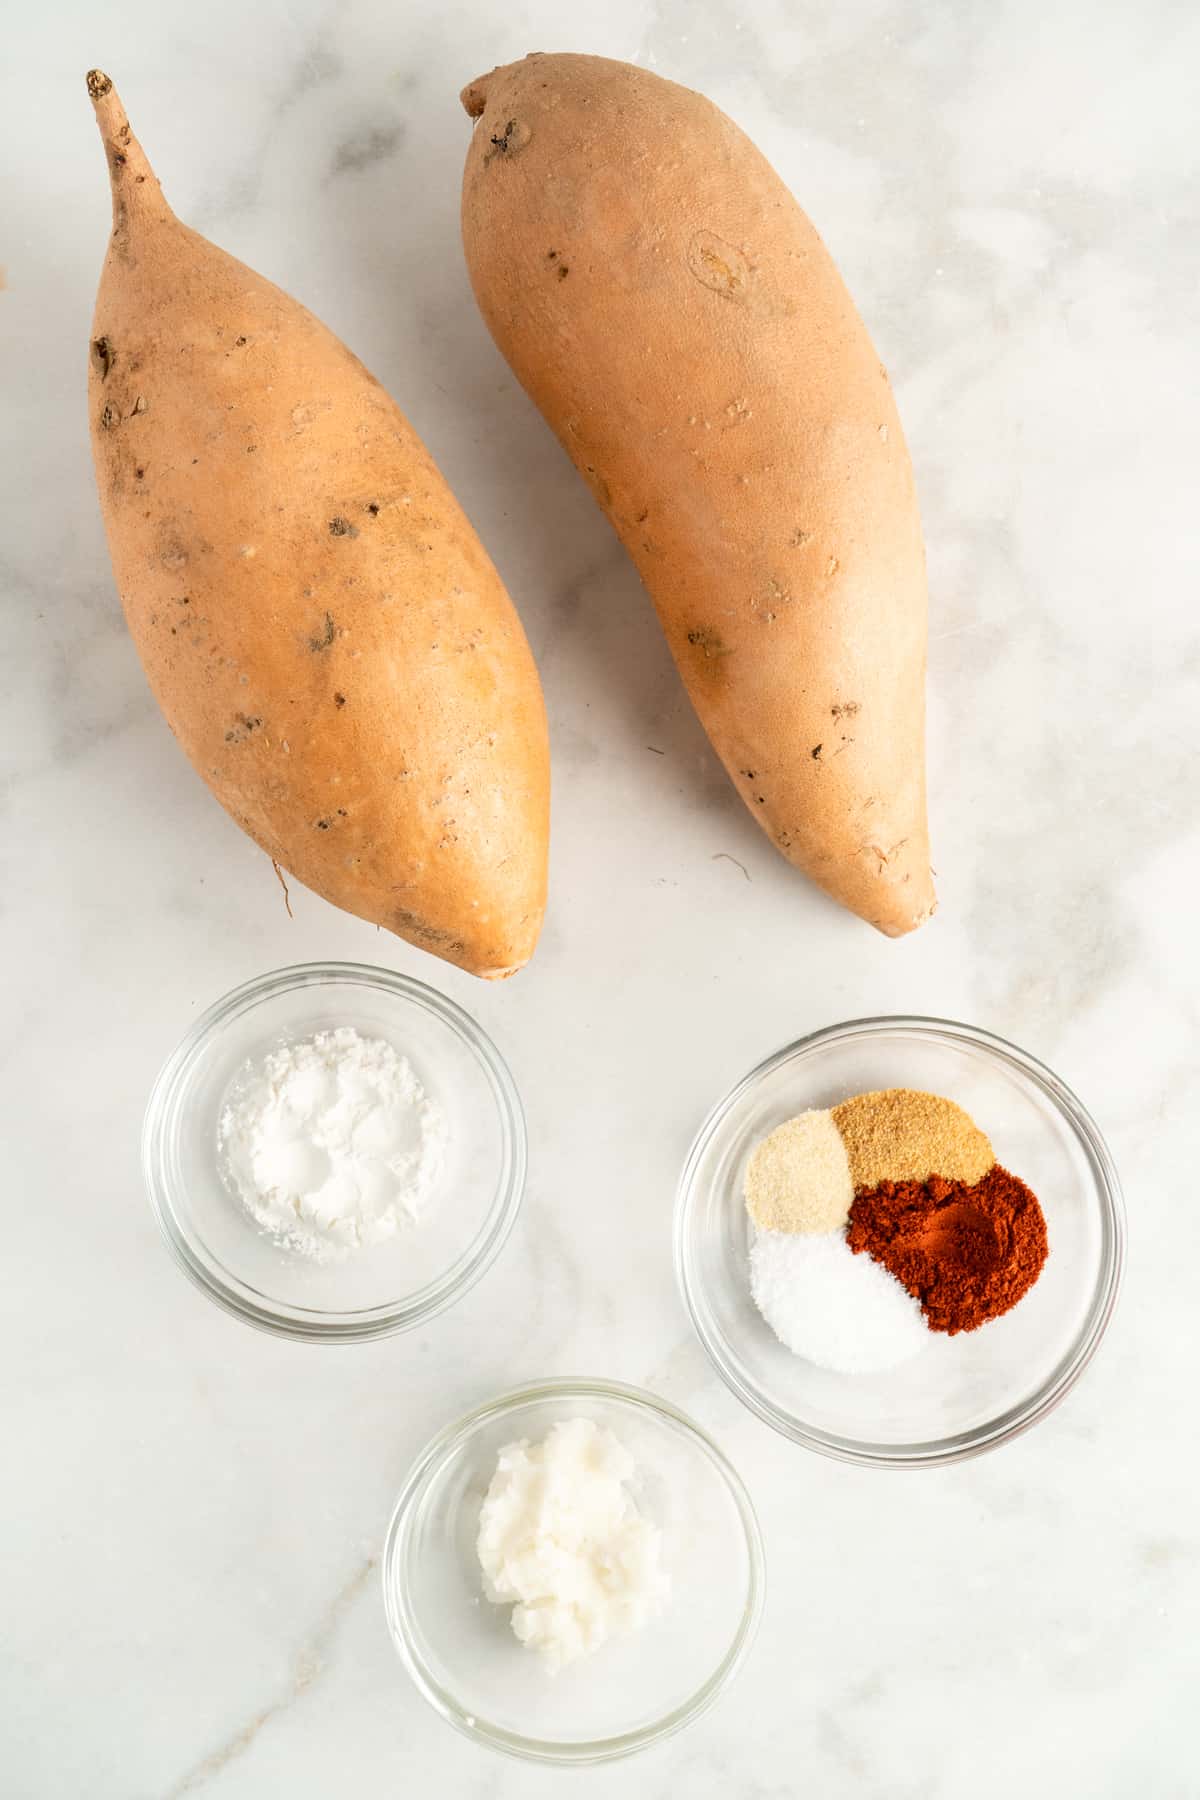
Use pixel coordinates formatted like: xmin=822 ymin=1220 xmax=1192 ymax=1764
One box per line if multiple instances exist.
xmin=460 ymin=54 xmax=934 ymax=935
xmin=87 ymin=71 xmax=548 ymax=978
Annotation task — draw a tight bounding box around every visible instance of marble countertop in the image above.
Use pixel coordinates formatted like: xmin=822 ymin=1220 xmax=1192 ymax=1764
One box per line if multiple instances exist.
xmin=5 ymin=1 xmax=1196 ymax=1793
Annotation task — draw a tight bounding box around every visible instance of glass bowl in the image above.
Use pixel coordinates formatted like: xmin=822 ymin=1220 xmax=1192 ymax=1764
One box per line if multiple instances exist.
xmin=143 ymin=962 xmax=525 ymax=1341
xmin=675 ymin=1016 xmax=1125 ymax=1468
xmin=382 ymin=1379 xmax=764 ymax=1764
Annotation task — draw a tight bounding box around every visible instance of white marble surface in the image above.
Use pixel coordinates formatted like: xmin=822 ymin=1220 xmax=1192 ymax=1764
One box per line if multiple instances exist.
xmin=4 ymin=0 xmax=1197 ymax=1792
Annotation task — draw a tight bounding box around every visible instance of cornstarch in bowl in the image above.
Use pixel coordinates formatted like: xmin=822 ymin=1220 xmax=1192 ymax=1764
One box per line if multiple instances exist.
xmin=143 ymin=962 xmax=526 ymax=1341
xmin=219 ymin=1027 xmax=447 ymax=1261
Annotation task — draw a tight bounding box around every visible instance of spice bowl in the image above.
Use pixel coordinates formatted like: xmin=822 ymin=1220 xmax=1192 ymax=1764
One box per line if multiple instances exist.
xmin=675 ymin=1016 xmax=1125 ymax=1468
xmin=382 ymin=1379 xmax=764 ymax=1764
xmin=142 ymin=962 xmax=525 ymax=1341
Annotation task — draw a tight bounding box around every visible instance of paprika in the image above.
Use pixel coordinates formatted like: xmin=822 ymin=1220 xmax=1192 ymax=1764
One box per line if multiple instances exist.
xmin=846 ymin=1166 xmax=1048 ymax=1334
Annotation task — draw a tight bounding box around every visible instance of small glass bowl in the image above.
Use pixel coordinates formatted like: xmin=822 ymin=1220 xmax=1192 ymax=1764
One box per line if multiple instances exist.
xmin=675 ymin=1016 xmax=1125 ymax=1468
xmin=382 ymin=1379 xmax=764 ymax=1764
xmin=143 ymin=962 xmax=525 ymax=1341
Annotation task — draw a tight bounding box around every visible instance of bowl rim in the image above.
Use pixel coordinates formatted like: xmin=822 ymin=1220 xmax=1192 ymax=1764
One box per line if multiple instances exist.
xmin=674 ymin=1013 xmax=1126 ymax=1469
xmin=381 ymin=1377 xmax=766 ymax=1765
xmin=142 ymin=960 xmax=527 ymax=1343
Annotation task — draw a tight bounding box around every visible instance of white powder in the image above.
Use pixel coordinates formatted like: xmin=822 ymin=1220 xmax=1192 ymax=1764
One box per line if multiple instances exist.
xmin=476 ymin=1418 xmax=670 ymax=1672
xmin=219 ymin=1028 xmax=445 ymax=1260
xmin=750 ymin=1228 xmax=929 ymax=1373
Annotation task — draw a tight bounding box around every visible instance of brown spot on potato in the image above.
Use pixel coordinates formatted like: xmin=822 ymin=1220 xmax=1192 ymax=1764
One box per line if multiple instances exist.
xmin=291 ymin=401 xmax=333 ymax=431
xmin=832 ymin=701 xmax=861 ymax=719
xmin=486 ymin=116 xmax=530 ymax=160
xmin=334 ymin=692 xmax=346 ymax=707
xmin=812 ymin=744 xmax=823 ymax=759
xmin=328 ymin=516 xmax=358 ymax=538
xmin=687 ymin=627 xmax=731 ymax=661
xmin=309 ymin=612 xmax=336 ymax=651
xmin=224 ymin=713 xmax=263 ymax=744
xmin=366 ymin=502 xmax=380 ymax=515
xmin=91 ymin=337 xmax=115 ymax=380
xmin=393 ymin=908 xmax=467 ymax=953
xmin=687 ymin=231 xmax=752 ymax=301
xmin=99 ymin=403 xmax=118 ymax=431
xmin=583 ymin=465 xmax=611 ymax=508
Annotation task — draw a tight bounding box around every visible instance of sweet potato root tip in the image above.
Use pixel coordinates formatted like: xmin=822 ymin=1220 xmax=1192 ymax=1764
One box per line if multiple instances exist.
xmin=461 ymin=74 xmax=492 ymax=118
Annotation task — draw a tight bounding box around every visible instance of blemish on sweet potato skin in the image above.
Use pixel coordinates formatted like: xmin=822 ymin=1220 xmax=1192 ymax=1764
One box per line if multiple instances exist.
xmin=582 ymin=464 xmax=611 ymax=508
xmin=686 ymin=626 xmax=731 ymax=661
xmin=484 ymin=116 xmax=531 ymax=161
xmin=393 ymin=906 xmax=468 ymax=955
xmin=308 ymin=612 xmax=336 ymax=651
xmin=687 ymin=230 xmax=753 ymax=301
xmin=224 ymin=712 xmax=263 ymax=744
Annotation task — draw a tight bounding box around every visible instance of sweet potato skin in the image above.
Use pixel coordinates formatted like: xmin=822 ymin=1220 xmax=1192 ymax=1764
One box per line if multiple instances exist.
xmin=461 ymin=54 xmax=933 ymax=935
xmin=89 ymin=75 xmax=548 ymax=977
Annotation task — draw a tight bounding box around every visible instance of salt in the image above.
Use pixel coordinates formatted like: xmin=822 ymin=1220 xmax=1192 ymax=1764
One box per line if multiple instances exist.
xmin=750 ymin=1228 xmax=929 ymax=1373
